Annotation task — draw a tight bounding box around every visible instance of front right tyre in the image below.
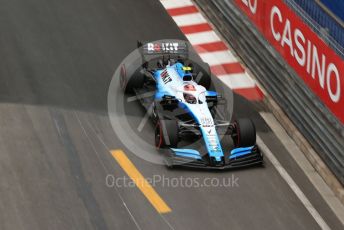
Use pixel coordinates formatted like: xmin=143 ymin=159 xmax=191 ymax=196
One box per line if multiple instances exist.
xmin=155 ymin=119 xmax=179 ymax=149
xmin=233 ymin=119 xmax=256 ymax=147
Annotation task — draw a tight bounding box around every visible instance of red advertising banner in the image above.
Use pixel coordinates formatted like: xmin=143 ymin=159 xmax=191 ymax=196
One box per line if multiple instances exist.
xmin=235 ymin=0 xmax=344 ymax=123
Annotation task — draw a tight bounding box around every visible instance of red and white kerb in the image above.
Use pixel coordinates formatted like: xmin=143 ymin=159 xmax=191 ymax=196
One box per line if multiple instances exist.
xmin=160 ymin=0 xmax=264 ymax=101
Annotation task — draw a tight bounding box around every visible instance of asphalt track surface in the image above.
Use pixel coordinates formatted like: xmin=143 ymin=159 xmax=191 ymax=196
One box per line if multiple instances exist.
xmin=0 ymin=0 xmax=342 ymax=229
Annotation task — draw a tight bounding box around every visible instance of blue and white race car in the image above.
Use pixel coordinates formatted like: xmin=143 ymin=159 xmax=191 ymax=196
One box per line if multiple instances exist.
xmin=120 ymin=41 xmax=263 ymax=169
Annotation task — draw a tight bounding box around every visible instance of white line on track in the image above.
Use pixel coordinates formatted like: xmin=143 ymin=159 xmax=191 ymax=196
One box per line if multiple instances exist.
xmin=81 ymin=115 xmax=176 ymax=230
xmin=74 ymin=112 xmax=142 ymax=230
xmin=260 ymin=112 xmax=344 ymax=226
xmin=257 ymin=135 xmax=331 ymax=230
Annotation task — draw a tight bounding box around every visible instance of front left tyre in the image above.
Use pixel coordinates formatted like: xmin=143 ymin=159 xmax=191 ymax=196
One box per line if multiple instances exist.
xmin=120 ymin=64 xmax=144 ymax=94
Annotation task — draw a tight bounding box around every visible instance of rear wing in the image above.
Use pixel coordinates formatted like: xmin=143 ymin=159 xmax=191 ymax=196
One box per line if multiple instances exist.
xmin=137 ymin=40 xmax=189 ymax=59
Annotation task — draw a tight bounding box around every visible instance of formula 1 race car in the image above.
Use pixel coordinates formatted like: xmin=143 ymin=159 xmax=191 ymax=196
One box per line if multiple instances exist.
xmin=120 ymin=40 xmax=263 ymax=169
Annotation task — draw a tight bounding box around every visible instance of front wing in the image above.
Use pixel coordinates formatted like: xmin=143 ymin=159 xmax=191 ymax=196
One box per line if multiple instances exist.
xmin=165 ymin=146 xmax=263 ymax=169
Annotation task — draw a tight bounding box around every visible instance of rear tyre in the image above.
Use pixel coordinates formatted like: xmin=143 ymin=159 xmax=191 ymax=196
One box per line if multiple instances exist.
xmin=120 ymin=64 xmax=144 ymax=94
xmin=233 ymin=119 xmax=256 ymax=147
xmin=155 ymin=119 xmax=179 ymax=149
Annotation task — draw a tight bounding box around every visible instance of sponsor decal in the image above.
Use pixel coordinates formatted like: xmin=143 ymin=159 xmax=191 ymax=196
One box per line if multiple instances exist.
xmin=207 ymin=133 xmax=221 ymax=152
xmin=200 ymin=117 xmax=214 ymax=126
xmin=147 ymin=42 xmax=179 ymax=53
xmin=210 ymin=147 xmax=221 ymax=153
xmin=270 ymin=5 xmax=341 ymax=103
xmin=235 ymin=0 xmax=344 ymax=123
xmin=241 ymin=0 xmax=258 ymax=14
xmin=161 ymin=69 xmax=172 ymax=84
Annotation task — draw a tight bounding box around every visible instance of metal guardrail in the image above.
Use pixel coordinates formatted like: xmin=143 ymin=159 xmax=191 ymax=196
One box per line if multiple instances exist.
xmin=200 ymin=0 xmax=344 ymax=184
xmin=283 ymin=0 xmax=344 ymax=58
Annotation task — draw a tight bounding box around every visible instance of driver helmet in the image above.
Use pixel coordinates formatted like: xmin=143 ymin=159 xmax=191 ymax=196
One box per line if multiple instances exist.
xmin=183 ymin=93 xmax=197 ymax=104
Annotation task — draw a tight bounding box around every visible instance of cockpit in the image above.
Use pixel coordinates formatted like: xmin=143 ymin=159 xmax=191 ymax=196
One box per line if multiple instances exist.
xmin=183 ymin=92 xmax=206 ymax=104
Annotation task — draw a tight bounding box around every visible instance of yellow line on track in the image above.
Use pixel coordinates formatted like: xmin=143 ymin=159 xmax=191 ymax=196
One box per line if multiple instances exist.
xmin=110 ymin=150 xmax=171 ymax=214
